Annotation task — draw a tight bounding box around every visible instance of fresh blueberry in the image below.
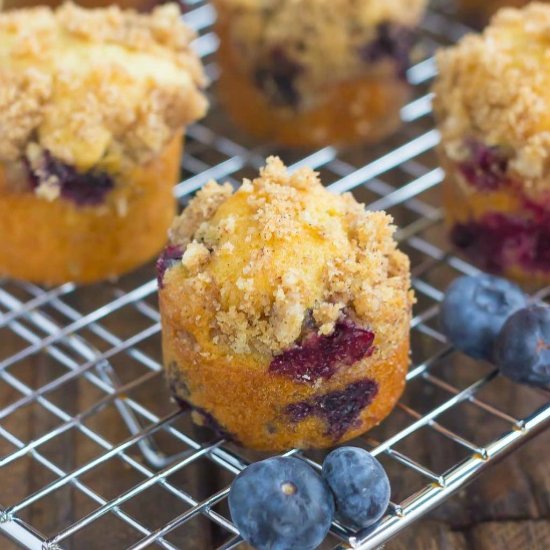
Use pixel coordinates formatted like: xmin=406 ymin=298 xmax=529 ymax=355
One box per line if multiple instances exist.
xmin=229 ymin=457 xmax=334 ymax=550
xmin=440 ymin=274 xmax=527 ymax=360
xmin=322 ymin=447 xmax=390 ymax=528
xmin=495 ymin=305 xmax=550 ymax=387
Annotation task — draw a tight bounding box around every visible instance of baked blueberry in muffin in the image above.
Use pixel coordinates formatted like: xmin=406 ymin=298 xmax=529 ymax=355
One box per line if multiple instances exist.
xmin=159 ymin=157 xmax=414 ymax=450
xmin=0 ymin=2 xmax=207 ymax=284
xmin=434 ymin=3 xmax=550 ymax=285
xmin=212 ymin=0 xmax=427 ymax=147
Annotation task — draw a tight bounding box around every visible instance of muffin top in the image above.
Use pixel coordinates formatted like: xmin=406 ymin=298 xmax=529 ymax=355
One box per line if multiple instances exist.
xmin=0 ymin=2 xmax=207 ymax=171
xmin=434 ymin=2 xmax=550 ymax=190
xmin=216 ymin=0 xmax=426 ymax=26
xmin=160 ymin=157 xmax=413 ymax=361
xmin=215 ymin=0 xmax=426 ymax=100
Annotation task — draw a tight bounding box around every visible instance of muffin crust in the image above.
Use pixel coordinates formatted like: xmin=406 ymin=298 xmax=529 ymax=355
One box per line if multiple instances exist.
xmin=215 ymin=0 xmax=426 ymax=103
xmin=0 ymin=2 xmax=207 ymax=171
xmin=164 ymin=156 xmax=412 ymax=357
xmin=434 ymin=3 xmax=550 ymax=195
xmin=434 ymin=3 xmax=550 ymax=283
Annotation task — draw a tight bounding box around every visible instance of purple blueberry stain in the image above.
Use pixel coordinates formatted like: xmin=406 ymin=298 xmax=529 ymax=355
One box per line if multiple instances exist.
xmin=458 ymin=140 xmax=510 ymax=191
xmin=269 ymin=320 xmax=375 ymax=384
xmin=156 ymin=245 xmax=183 ymax=288
xmin=359 ymin=23 xmax=416 ymax=79
xmin=254 ymin=46 xmax=304 ymax=107
xmin=451 ymin=206 xmax=550 ymax=275
xmin=26 ymin=150 xmax=114 ymax=206
xmin=285 ymin=378 xmax=379 ymax=440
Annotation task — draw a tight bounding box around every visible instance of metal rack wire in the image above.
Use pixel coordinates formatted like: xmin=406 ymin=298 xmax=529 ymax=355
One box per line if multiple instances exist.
xmin=1 ymin=1 xmax=549 ymax=549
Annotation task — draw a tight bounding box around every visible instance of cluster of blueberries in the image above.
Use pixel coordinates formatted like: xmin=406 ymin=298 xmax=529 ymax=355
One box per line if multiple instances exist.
xmin=229 ymin=447 xmax=390 ymax=550
xmin=440 ymin=274 xmax=550 ymax=387
xmin=228 ymin=273 xmax=549 ymax=550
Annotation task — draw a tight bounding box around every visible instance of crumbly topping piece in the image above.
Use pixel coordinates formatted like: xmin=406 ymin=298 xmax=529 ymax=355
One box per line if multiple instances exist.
xmin=0 ymin=2 xmax=207 ymax=170
xmin=165 ymin=156 xmax=413 ymax=358
xmin=214 ymin=0 xmax=426 ymax=100
xmin=434 ymin=2 xmax=550 ymax=192
xmin=169 ymin=180 xmax=234 ymax=247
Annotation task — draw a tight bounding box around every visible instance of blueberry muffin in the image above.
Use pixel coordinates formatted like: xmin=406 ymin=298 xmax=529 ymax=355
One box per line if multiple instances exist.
xmin=434 ymin=3 xmax=550 ymax=285
xmin=212 ymin=0 xmax=427 ymax=148
xmin=1 ymin=1 xmax=162 ymax=11
xmin=159 ymin=157 xmax=413 ymax=451
xmin=0 ymin=2 xmax=207 ymax=284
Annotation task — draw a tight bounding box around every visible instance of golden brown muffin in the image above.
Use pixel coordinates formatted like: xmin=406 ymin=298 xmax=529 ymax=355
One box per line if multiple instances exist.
xmin=433 ymin=3 xmax=550 ymax=285
xmin=0 ymin=2 xmax=207 ymax=285
xmin=159 ymin=157 xmax=414 ymax=451
xmin=212 ymin=0 xmax=427 ymax=148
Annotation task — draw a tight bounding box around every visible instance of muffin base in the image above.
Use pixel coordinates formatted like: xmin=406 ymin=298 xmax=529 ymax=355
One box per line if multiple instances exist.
xmin=441 ymin=151 xmax=550 ymax=285
xmin=0 ymin=136 xmax=182 ymax=285
xmin=162 ymin=316 xmax=409 ymax=451
xmin=214 ymin=19 xmax=409 ymax=148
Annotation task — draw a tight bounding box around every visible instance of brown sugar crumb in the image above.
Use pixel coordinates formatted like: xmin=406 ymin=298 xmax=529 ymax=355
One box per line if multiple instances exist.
xmin=169 ymin=180 xmax=234 ymax=248
xmin=165 ymin=157 xmax=413 ymax=357
xmin=0 ymin=69 xmax=52 ymax=161
xmin=214 ymin=0 xmax=426 ymax=103
xmin=0 ymin=2 xmax=207 ymax=170
xmin=433 ymin=2 xmax=550 ymax=191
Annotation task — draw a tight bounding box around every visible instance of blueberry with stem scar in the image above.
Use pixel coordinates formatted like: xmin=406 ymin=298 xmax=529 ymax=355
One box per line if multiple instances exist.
xmin=229 ymin=456 xmax=334 ymax=550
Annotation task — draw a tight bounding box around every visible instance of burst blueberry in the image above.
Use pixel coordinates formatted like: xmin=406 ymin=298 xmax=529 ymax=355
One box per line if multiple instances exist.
xmin=495 ymin=305 xmax=550 ymax=387
xmin=27 ymin=149 xmax=114 ymax=206
xmin=254 ymin=47 xmax=304 ymax=107
xmin=458 ymin=140 xmax=510 ymax=191
xmin=156 ymin=245 xmax=183 ymax=288
xmin=440 ymin=274 xmax=527 ymax=360
xmin=270 ymin=320 xmax=375 ymax=383
xmin=285 ymin=378 xmax=378 ymax=440
xmin=229 ymin=457 xmax=334 ymax=550
xmin=323 ymin=447 xmax=390 ymax=528
xmin=359 ymin=23 xmax=416 ymax=79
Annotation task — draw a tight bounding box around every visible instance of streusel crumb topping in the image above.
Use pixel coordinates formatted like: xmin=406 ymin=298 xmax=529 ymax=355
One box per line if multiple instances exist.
xmin=163 ymin=157 xmax=413 ymax=358
xmin=215 ymin=0 xmax=426 ymax=97
xmin=0 ymin=2 xmax=207 ymax=170
xmin=434 ymin=2 xmax=550 ymax=191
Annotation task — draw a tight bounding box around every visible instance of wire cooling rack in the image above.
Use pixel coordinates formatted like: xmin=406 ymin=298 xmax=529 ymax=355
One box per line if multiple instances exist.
xmin=1 ymin=1 xmax=549 ymax=549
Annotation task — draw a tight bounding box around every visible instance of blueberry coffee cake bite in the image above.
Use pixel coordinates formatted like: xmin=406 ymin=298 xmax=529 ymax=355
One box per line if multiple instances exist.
xmin=433 ymin=3 xmax=550 ymax=285
xmin=0 ymin=2 xmax=207 ymax=284
xmin=212 ymin=0 xmax=427 ymax=147
xmin=158 ymin=157 xmax=414 ymax=451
